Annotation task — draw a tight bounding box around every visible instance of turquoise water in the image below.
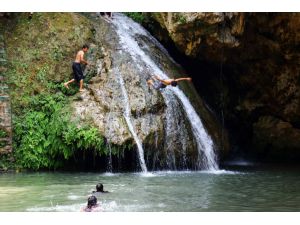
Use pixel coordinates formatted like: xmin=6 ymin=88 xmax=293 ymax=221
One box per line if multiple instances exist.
xmin=0 ymin=166 xmax=300 ymax=212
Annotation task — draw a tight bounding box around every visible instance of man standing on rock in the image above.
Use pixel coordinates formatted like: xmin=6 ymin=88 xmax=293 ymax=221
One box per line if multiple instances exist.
xmin=64 ymin=44 xmax=89 ymax=92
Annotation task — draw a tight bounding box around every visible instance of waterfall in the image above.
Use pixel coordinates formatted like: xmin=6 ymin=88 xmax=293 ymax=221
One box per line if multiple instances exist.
xmin=105 ymin=111 xmax=113 ymax=173
xmin=115 ymin=69 xmax=148 ymax=172
xmin=107 ymin=144 xmax=113 ymax=172
xmin=112 ymin=13 xmax=218 ymax=171
xmin=173 ymin=89 xmax=218 ymax=170
xmin=162 ymin=90 xmax=189 ymax=170
xmin=164 ymin=92 xmax=177 ymax=170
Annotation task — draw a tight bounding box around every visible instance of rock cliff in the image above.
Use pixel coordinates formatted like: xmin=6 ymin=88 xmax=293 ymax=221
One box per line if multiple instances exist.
xmin=73 ymin=13 xmax=224 ymax=169
xmin=146 ymin=12 xmax=300 ymax=161
xmin=2 ymin=13 xmax=225 ymax=170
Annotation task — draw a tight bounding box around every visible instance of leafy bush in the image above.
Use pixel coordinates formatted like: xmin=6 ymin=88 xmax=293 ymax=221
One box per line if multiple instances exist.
xmin=124 ymin=13 xmax=145 ymax=24
xmin=0 ymin=130 xmax=8 ymax=138
xmin=51 ymin=46 xmax=64 ymax=61
xmin=0 ymin=154 xmax=14 ymax=171
xmin=13 ymin=93 xmax=108 ymax=170
xmin=177 ymin=15 xmax=187 ymax=24
xmin=4 ymin=13 xmax=111 ymax=171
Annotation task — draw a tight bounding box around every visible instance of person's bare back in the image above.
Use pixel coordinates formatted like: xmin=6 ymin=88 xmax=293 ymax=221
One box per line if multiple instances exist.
xmin=74 ymin=50 xmax=85 ymax=64
xmin=63 ymin=44 xmax=89 ymax=92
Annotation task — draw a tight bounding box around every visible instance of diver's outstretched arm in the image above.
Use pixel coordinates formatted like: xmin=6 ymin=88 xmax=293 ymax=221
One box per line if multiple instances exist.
xmin=174 ymin=77 xmax=192 ymax=82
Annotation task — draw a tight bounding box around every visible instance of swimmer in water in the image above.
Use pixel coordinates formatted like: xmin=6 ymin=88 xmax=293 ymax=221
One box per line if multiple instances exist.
xmin=92 ymin=183 xmax=109 ymax=193
xmin=81 ymin=195 xmax=101 ymax=212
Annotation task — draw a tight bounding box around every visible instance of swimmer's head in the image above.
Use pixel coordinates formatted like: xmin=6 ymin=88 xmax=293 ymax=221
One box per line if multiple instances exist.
xmin=87 ymin=195 xmax=97 ymax=208
xmin=171 ymin=81 xmax=178 ymax=87
xmin=96 ymin=183 xmax=104 ymax=192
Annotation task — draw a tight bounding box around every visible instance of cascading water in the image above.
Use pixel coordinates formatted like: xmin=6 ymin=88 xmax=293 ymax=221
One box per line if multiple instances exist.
xmin=115 ymin=69 xmax=148 ymax=172
xmin=163 ymin=90 xmax=190 ymax=169
xmin=173 ymin=89 xmax=218 ymax=170
xmin=112 ymin=13 xmax=219 ymax=171
xmin=105 ymin=111 xmax=113 ymax=172
xmin=107 ymin=144 xmax=113 ymax=172
xmin=164 ymin=92 xmax=178 ymax=170
xmin=162 ymin=90 xmax=189 ymax=170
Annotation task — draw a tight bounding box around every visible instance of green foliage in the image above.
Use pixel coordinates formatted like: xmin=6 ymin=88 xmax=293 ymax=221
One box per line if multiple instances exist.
xmin=177 ymin=15 xmax=187 ymax=24
xmin=13 ymin=93 xmax=108 ymax=170
xmin=32 ymin=49 xmax=41 ymax=61
xmin=0 ymin=140 xmax=7 ymax=148
xmin=36 ymin=65 xmax=49 ymax=82
xmin=6 ymin=58 xmax=78 ymax=115
xmin=124 ymin=13 xmax=145 ymax=24
xmin=5 ymin=13 xmax=95 ymax=111
xmin=51 ymin=46 xmax=64 ymax=61
xmin=3 ymin=13 xmax=128 ymax=171
xmin=0 ymin=130 xmax=8 ymax=138
xmin=0 ymin=154 xmax=14 ymax=171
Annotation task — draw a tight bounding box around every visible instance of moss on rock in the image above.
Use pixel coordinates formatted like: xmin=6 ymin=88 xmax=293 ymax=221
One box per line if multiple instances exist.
xmin=4 ymin=13 xmax=94 ymax=113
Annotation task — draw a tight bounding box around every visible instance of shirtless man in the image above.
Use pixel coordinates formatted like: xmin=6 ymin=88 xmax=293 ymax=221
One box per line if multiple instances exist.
xmin=64 ymin=44 xmax=89 ymax=92
xmin=147 ymin=75 xmax=192 ymax=90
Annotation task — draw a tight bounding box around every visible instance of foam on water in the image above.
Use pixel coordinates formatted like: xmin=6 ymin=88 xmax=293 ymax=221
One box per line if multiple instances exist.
xmin=102 ymin=172 xmax=119 ymax=177
xmin=198 ymin=169 xmax=244 ymax=175
xmin=67 ymin=195 xmax=80 ymax=200
xmin=101 ymin=200 xmax=118 ymax=211
xmin=27 ymin=203 xmax=84 ymax=212
xmin=129 ymin=169 xmax=241 ymax=178
xmin=151 ymin=169 xmax=243 ymax=176
xmin=135 ymin=172 xmax=155 ymax=177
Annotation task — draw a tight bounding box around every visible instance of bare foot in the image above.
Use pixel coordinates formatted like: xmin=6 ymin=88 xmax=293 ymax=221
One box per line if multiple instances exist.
xmin=79 ymin=89 xmax=85 ymax=92
xmin=64 ymin=83 xmax=69 ymax=89
xmin=147 ymin=80 xmax=153 ymax=86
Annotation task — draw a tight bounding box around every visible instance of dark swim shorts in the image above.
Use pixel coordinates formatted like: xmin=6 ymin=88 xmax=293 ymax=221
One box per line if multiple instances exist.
xmin=72 ymin=62 xmax=84 ymax=82
xmin=153 ymin=81 xmax=167 ymax=90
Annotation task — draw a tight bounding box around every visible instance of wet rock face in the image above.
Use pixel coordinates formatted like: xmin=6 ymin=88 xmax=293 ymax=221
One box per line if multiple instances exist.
xmin=73 ymin=46 xmax=166 ymax=146
xmin=72 ymin=19 xmax=167 ymax=147
xmin=147 ymin=12 xmax=300 ymax=161
xmin=72 ymin=14 xmax=224 ymax=169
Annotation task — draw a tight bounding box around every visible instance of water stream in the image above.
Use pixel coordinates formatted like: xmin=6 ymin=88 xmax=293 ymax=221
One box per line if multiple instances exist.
xmin=105 ymin=111 xmax=113 ymax=173
xmin=116 ymin=69 xmax=148 ymax=172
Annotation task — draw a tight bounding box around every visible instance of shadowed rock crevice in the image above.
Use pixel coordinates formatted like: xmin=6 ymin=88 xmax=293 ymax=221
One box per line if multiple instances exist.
xmin=144 ymin=12 xmax=300 ymax=162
